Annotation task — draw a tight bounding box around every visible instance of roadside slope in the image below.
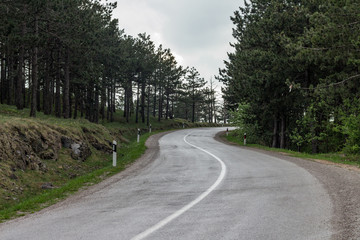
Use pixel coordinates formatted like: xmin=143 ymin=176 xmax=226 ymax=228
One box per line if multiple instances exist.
xmin=0 ymin=103 xmax=219 ymax=222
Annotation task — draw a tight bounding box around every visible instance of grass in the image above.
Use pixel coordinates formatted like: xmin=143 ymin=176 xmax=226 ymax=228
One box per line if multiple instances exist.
xmin=0 ymin=131 xmax=152 ymax=222
xmin=0 ymin=103 xmax=220 ymax=222
xmin=225 ymin=132 xmax=360 ymax=168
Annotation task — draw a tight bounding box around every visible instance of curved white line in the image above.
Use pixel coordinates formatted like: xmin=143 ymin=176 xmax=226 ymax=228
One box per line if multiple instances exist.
xmin=131 ymin=131 xmax=227 ymax=240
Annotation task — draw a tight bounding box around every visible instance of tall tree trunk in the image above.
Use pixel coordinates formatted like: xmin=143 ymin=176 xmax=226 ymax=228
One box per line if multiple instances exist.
xmin=110 ymin=79 xmax=115 ymax=122
xmin=69 ymin=86 xmax=72 ymax=119
xmin=50 ymin=62 xmax=55 ymax=114
xmin=165 ymin=91 xmax=169 ymax=119
xmin=94 ymin=86 xmax=99 ymax=123
xmin=147 ymin=84 xmax=150 ymax=126
xmin=100 ymin=75 xmax=106 ymax=120
xmin=26 ymin=58 xmax=31 ymax=108
xmin=36 ymin=75 xmax=41 ymax=112
xmin=280 ymin=114 xmax=285 ymax=149
xmin=127 ymin=80 xmax=132 ymax=122
xmin=1 ymin=46 xmax=6 ymax=104
xmin=30 ymin=16 xmax=39 ymax=117
xmin=153 ymin=83 xmax=157 ymax=117
xmin=192 ymin=95 xmax=195 ymax=123
xmin=272 ymin=114 xmax=278 ymax=148
xmin=107 ymin=85 xmax=111 ymax=121
xmin=8 ymin=53 xmax=15 ymax=105
xmin=135 ymin=81 xmax=140 ymax=123
xmin=87 ymin=82 xmax=94 ymax=121
xmin=158 ymin=85 xmax=162 ymax=122
xmin=141 ymin=76 xmax=146 ymax=123
xmin=123 ymin=87 xmax=127 ymax=118
xmin=43 ymin=50 xmax=51 ymax=115
xmin=112 ymin=78 xmax=115 ymax=116
xmin=63 ymin=47 xmax=70 ymax=118
xmin=73 ymin=86 xmax=78 ymax=119
xmin=80 ymin=88 xmax=84 ymax=118
xmin=16 ymin=19 xmax=26 ymax=110
xmin=55 ymin=48 xmax=61 ymax=118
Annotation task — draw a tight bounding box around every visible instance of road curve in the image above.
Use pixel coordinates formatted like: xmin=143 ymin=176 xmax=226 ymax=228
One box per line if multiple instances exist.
xmin=0 ymin=128 xmax=334 ymax=239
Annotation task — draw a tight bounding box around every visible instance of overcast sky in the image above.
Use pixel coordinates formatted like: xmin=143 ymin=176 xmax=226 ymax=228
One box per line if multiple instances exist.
xmin=110 ymin=0 xmax=244 ymax=89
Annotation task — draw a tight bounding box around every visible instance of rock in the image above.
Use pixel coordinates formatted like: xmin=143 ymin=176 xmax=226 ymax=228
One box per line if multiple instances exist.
xmin=41 ymin=182 xmax=54 ymax=189
xmin=61 ymin=136 xmax=73 ymax=148
xmin=69 ymin=173 xmax=77 ymax=179
xmin=70 ymin=142 xmax=91 ymax=161
xmin=71 ymin=143 xmax=81 ymax=156
xmin=39 ymin=149 xmax=56 ymax=160
xmin=9 ymin=173 xmax=18 ymax=180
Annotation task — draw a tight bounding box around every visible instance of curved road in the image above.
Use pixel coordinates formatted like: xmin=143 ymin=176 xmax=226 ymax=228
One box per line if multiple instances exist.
xmin=0 ymin=128 xmax=336 ymax=239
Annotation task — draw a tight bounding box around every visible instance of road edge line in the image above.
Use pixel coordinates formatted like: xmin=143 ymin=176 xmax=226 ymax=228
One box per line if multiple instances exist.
xmin=131 ymin=131 xmax=227 ymax=240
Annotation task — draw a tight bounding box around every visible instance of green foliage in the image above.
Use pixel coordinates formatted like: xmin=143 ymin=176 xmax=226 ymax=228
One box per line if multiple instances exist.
xmin=226 ymin=131 xmax=360 ymax=167
xmin=230 ymin=103 xmax=263 ymax=144
xmin=0 ymin=0 xmax=219 ymax=124
xmin=334 ymin=98 xmax=360 ymax=155
xmin=220 ymin=0 xmax=360 ymax=154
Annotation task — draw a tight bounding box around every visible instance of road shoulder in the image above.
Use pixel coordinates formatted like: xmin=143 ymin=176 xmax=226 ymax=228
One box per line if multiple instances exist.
xmin=215 ymin=131 xmax=360 ymax=240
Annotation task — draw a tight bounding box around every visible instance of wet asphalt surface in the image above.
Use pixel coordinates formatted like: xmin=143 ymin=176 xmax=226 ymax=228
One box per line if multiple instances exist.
xmin=1 ymin=127 xmax=357 ymax=239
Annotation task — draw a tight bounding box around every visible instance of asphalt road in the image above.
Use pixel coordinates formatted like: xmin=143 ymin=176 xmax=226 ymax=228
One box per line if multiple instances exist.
xmin=0 ymin=128 xmax=335 ymax=239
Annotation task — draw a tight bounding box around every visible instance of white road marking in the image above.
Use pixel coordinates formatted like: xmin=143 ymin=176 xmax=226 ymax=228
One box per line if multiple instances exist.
xmin=131 ymin=131 xmax=227 ymax=240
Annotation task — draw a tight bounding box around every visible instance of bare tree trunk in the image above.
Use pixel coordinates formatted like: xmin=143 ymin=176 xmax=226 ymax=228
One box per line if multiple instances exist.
xmin=26 ymin=58 xmax=31 ymax=108
xmin=7 ymin=52 xmax=14 ymax=105
xmin=16 ymin=18 xmax=26 ymax=110
xmin=100 ymin=75 xmax=106 ymax=120
xmin=147 ymin=84 xmax=150 ymax=126
xmin=30 ymin=16 xmax=39 ymax=117
xmin=153 ymin=82 xmax=157 ymax=117
xmin=272 ymin=114 xmax=278 ymax=148
xmin=140 ymin=74 xmax=146 ymax=123
xmin=135 ymin=81 xmax=140 ymax=123
xmin=1 ymin=45 xmax=7 ymax=104
xmin=112 ymin=79 xmax=115 ymax=117
xmin=63 ymin=47 xmax=70 ymax=118
xmin=80 ymin=88 xmax=84 ymax=118
xmin=280 ymin=114 xmax=285 ymax=149
xmin=94 ymin=86 xmax=99 ymax=123
xmin=73 ymin=86 xmax=78 ymax=119
xmin=165 ymin=93 xmax=170 ymax=119
xmin=191 ymin=92 xmax=195 ymax=123
xmin=55 ymin=48 xmax=61 ymax=118
xmin=158 ymin=84 xmax=162 ymax=122
xmin=43 ymin=50 xmax=51 ymax=115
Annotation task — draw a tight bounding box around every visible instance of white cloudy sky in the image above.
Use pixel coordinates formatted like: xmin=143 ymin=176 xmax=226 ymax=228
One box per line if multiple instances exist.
xmin=110 ymin=0 xmax=244 ymax=88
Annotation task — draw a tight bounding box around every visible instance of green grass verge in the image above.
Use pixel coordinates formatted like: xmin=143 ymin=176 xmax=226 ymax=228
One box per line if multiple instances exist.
xmin=0 ymin=132 xmax=151 ymax=222
xmin=225 ymin=133 xmax=360 ymax=167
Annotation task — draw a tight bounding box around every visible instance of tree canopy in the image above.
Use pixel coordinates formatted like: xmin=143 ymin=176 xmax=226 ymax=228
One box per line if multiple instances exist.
xmin=219 ymin=0 xmax=360 ymax=154
xmin=0 ymin=0 xmax=222 ymax=124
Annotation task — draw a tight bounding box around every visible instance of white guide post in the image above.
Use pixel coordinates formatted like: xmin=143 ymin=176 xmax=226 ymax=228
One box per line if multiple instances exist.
xmin=112 ymin=140 xmax=117 ymax=167
xmin=137 ymin=128 xmax=140 ymax=143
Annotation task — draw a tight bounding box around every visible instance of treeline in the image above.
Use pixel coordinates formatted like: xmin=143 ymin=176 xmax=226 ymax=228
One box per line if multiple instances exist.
xmin=0 ymin=0 xmax=220 ymax=124
xmin=219 ymin=0 xmax=360 ymax=154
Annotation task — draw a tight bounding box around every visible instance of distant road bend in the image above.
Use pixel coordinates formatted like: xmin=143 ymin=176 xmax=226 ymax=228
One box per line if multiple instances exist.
xmin=1 ymin=127 xmax=360 ymax=239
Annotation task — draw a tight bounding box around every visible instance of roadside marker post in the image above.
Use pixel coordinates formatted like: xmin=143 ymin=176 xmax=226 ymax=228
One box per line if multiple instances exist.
xmin=149 ymin=124 xmax=152 ymax=133
xmin=244 ymin=133 xmax=247 ymax=145
xmin=137 ymin=128 xmax=141 ymax=143
xmin=226 ymin=128 xmax=229 ymax=136
xmin=182 ymin=123 xmax=184 ymax=129
xmin=112 ymin=140 xmax=117 ymax=167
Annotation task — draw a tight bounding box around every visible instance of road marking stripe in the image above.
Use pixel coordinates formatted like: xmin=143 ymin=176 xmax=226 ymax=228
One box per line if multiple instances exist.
xmin=131 ymin=131 xmax=227 ymax=240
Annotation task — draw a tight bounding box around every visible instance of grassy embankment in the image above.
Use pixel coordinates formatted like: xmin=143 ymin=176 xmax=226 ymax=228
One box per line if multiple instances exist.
xmin=0 ymin=104 xmax=216 ymax=222
xmin=225 ymin=131 xmax=360 ymax=167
